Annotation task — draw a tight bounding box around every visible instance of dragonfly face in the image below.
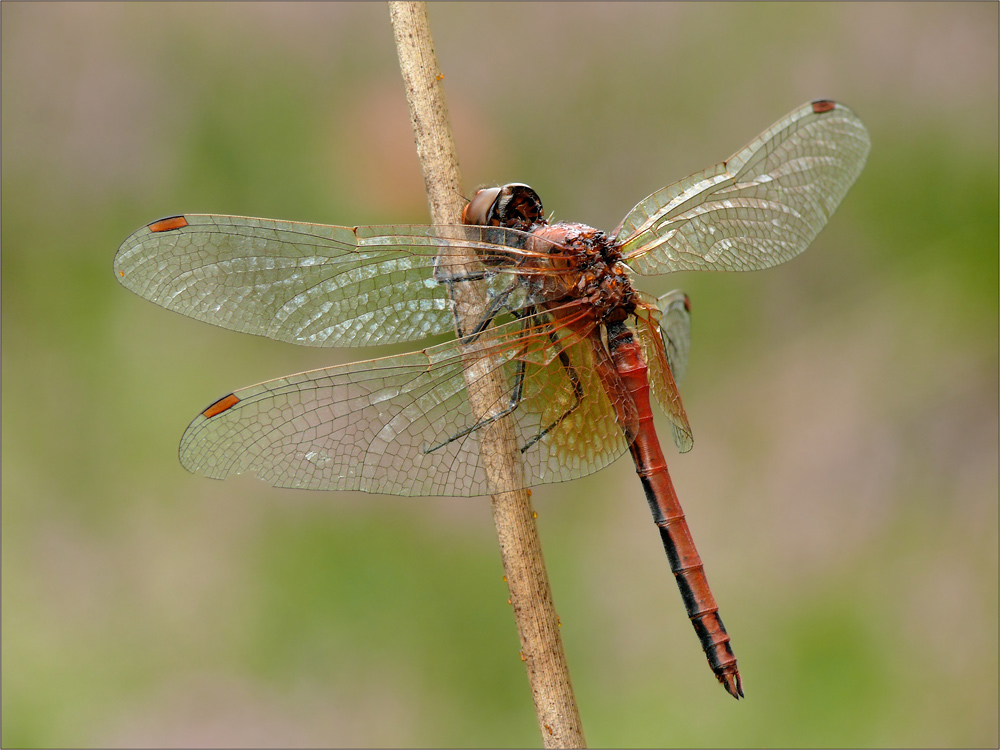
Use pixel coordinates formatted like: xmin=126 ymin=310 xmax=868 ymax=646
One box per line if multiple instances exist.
xmin=115 ymin=99 xmax=870 ymax=698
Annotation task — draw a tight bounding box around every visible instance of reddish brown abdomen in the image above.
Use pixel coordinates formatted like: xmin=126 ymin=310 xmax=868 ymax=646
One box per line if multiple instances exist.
xmin=607 ymin=323 xmax=743 ymax=699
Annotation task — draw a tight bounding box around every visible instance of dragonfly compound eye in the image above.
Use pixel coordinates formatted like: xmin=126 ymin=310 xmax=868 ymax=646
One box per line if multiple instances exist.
xmin=491 ymin=183 xmax=544 ymax=230
xmin=462 ymin=187 xmax=502 ymax=226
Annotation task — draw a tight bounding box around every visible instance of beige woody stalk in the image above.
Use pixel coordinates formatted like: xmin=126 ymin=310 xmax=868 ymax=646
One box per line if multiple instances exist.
xmin=388 ymin=3 xmax=586 ymax=747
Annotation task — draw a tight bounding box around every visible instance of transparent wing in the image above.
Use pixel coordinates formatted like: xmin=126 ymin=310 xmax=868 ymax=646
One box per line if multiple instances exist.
xmin=114 ymin=214 xmax=563 ymax=347
xmin=657 ymin=290 xmax=692 ymax=385
xmin=632 ymin=297 xmax=692 ymax=453
xmin=178 ymin=304 xmax=632 ymax=497
xmin=615 ymin=100 xmax=870 ymax=275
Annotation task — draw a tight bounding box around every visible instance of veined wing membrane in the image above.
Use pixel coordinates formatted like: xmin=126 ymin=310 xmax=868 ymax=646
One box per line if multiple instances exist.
xmin=656 ymin=290 xmax=692 ymax=386
xmin=616 ymin=100 xmax=870 ymax=275
xmin=114 ymin=215 xmax=564 ymax=347
xmin=179 ymin=304 xmax=632 ymax=496
xmin=631 ymin=294 xmax=692 ymax=453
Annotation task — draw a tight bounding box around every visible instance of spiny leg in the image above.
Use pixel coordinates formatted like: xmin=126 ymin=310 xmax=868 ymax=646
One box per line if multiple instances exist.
xmin=469 ymin=282 xmax=521 ymax=337
xmin=422 ymin=312 xmax=535 ymax=455
xmin=520 ymin=328 xmax=585 ymax=453
xmin=434 ymin=264 xmax=522 ymax=339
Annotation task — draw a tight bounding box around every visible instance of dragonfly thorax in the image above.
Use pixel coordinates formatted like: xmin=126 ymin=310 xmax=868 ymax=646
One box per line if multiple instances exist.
xmin=463 ymin=183 xmax=638 ymax=322
xmin=528 ymin=221 xmax=637 ymax=323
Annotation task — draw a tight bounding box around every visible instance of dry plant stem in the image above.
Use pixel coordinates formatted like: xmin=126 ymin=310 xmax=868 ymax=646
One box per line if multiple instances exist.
xmin=388 ymin=3 xmax=585 ymax=747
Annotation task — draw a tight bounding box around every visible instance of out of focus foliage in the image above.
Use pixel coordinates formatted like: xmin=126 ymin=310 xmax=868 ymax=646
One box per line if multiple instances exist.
xmin=3 ymin=4 xmax=996 ymax=747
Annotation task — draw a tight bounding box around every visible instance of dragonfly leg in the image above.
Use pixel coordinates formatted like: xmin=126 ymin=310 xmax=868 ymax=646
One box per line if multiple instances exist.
xmin=433 ymin=266 xmax=490 ymax=285
xmin=520 ymin=330 xmax=585 ymax=453
xmin=421 ymin=353 xmax=528 ymax=454
xmin=469 ymin=282 xmax=519 ymax=337
xmin=434 ymin=264 xmax=522 ymax=339
xmin=424 ymin=309 xmax=583 ymax=456
xmin=422 ymin=313 xmax=535 ymax=455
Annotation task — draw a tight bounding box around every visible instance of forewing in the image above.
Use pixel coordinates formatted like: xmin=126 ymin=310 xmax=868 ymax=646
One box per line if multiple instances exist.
xmin=616 ymin=100 xmax=870 ymax=275
xmin=114 ymin=214 xmax=553 ymax=347
xmin=179 ymin=305 xmax=631 ymax=496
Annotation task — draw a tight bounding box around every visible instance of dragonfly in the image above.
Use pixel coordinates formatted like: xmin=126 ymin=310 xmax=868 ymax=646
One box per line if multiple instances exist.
xmin=115 ymin=99 xmax=869 ymax=699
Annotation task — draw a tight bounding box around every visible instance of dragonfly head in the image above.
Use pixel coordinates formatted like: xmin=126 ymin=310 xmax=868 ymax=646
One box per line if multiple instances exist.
xmin=463 ymin=183 xmax=545 ymax=232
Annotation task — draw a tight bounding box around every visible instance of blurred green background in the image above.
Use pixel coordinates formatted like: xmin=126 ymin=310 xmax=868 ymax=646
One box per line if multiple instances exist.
xmin=2 ymin=3 xmax=997 ymax=747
